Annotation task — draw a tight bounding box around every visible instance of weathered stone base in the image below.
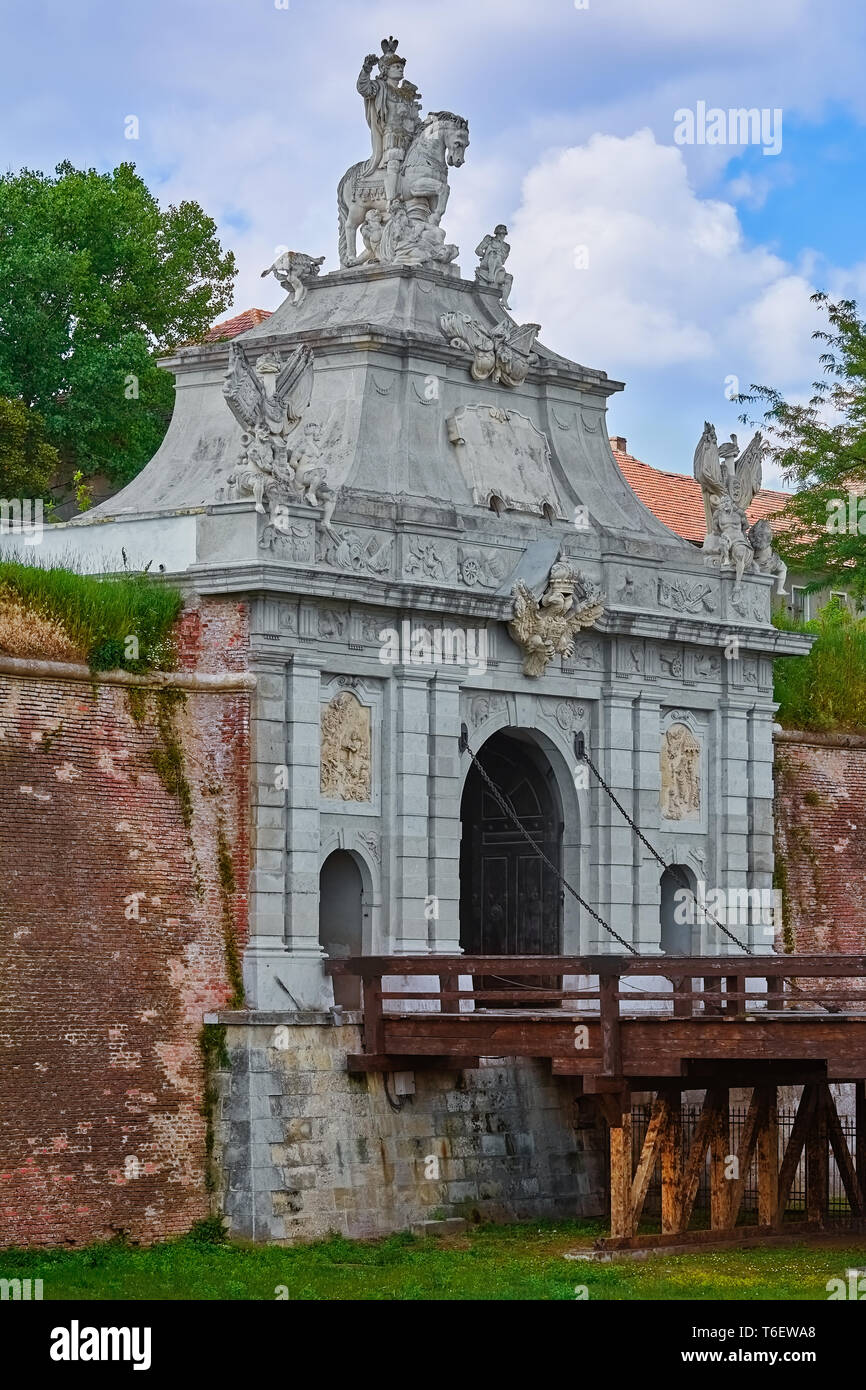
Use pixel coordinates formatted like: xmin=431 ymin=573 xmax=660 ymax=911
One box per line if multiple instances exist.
xmin=212 ymin=1014 xmax=607 ymax=1243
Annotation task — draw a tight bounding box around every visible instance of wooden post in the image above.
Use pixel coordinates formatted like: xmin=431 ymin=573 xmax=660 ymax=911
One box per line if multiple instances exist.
xmin=704 ymin=975 xmax=722 ymax=1017
xmin=439 ymin=973 xmax=460 ymax=1015
xmin=672 ymin=977 xmax=692 ymax=1018
xmin=598 ymin=971 xmax=622 ymax=1076
xmin=362 ymin=975 xmax=384 ymax=1055
xmin=806 ymin=1084 xmax=829 ymax=1227
xmin=757 ymin=1085 xmax=780 ymax=1228
xmin=609 ymin=1108 xmax=633 ymax=1239
xmin=660 ymin=1089 xmax=683 ymax=1234
xmin=856 ymin=1081 xmax=866 ymax=1202
xmin=710 ymin=1088 xmax=731 ymax=1230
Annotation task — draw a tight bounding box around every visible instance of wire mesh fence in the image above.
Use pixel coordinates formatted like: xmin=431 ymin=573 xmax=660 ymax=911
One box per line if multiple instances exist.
xmin=631 ymin=1102 xmax=856 ymax=1216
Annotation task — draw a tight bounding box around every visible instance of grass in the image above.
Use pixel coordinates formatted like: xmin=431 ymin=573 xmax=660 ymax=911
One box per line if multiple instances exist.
xmin=774 ymin=600 xmax=866 ymax=734
xmin=0 ymin=558 xmax=182 ymax=672
xmin=3 ymin=1221 xmax=866 ymax=1301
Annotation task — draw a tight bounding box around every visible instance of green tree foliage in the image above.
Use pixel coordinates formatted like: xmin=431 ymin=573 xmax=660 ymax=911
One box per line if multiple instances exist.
xmin=740 ymin=293 xmax=866 ymax=602
xmin=774 ymin=599 xmax=866 ymax=734
xmin=0 ymin=161 xmax=236 ymax=486
xmin=0 ymin=395 xmax=59 ymax=497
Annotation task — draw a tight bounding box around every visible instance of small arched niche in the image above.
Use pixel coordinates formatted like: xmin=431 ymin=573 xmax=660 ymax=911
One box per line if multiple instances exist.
xmin=319 ymin=850 xmax=364 ymax=1008
xmin=659 ymin=864 xmax=698 ymax=956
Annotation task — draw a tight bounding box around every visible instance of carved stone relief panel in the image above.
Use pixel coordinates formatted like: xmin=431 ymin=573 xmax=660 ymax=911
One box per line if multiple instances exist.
xmin=616 ymin=638 xmax=645 ymax=676
xmin=660 ymin=722 xmax=701 ymax=822
xmin=320 ymin=691 xmax=372 ymax=802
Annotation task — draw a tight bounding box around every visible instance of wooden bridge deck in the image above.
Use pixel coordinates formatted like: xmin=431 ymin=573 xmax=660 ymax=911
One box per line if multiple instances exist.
xmin=327 ymin=954 xmax=866 ymax=1248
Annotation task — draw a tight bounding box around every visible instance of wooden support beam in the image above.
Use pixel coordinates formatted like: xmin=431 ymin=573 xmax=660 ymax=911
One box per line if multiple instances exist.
xmin=856 ymin=1081 xmax=866 ymax=1201
xmin=661 ymin=1088 xmax=683 ymax=1234
xmin=710 ymin=1088 xmax=731 ymax=1230
xmin=438 ymin=974 xmax=460 ymax=1015
xmin=361 ymin=975 xmax=384 ymax=1055
xmin=825 ymin=1085 xmax=864 ymax=1216
xmin=598 ymin=973 xmax=622 ymax=1076
xmin=677 ymin=1086 xmax=726 ymax=1233
xmin=727 ymin=1087 xmax=769 ymax=1227
xmin=630 ymin=1091 xmax=673 ymax=1229
xmin=346 ymin=1054 xmax=480 ymax=1073
xmin=806 ymin=1084 xmax=829 ymax=1226
xmin=757 ymin=1085 xmax=779 ymax=1228
xmin=777 ymin=1082 xmax=819 ymax=1224
xmin=609 ymin=1110 xmax=634 ymax=1239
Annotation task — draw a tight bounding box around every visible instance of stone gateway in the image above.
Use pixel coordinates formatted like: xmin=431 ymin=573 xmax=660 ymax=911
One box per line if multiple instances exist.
xmin=2 ymin=36 xmax=812 ymax=1245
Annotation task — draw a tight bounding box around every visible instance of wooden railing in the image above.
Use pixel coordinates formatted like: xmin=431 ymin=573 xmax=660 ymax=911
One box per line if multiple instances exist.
xmin=325 ymin=954 xmax=866 ymax=1071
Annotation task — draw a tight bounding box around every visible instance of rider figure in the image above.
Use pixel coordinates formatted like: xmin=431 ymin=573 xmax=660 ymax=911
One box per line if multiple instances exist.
xmin=357 ymin=40 xmax=423 ymax=204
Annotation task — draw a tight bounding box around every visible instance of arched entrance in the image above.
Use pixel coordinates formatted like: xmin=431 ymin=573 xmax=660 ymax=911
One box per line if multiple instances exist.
xmin=459 ymin=730 xmax=563 ymax=958
xmin=660 ymin=864 xmax=697 ymax=955
xmin=319 ymin=850 xmax=364 ymax=1008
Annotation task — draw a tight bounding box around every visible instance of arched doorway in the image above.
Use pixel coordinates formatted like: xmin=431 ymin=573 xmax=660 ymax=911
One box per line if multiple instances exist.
xmin=459 ymin=731 xmax=563 ymax=959
xmin=660 ymin=864 xmax=697 ymax=955
xmin=319 ymin=850 xmax=364 ymax=1008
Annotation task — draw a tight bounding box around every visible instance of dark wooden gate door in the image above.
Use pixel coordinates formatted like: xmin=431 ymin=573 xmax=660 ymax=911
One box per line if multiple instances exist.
xmin=459 ymin=736 xmax=562 ymax=998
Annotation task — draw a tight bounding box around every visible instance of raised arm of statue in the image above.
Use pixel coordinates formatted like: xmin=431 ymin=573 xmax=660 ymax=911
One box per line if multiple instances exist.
xmin=356 ymin=54 xmax=379 ymax=98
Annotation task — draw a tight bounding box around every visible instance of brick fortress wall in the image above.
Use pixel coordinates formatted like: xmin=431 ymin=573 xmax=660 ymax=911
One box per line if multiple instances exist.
xmin=0 ymin=598 xmax=250 ymax=1247
xmin=774 ymin=730 xmax=866 ymax=953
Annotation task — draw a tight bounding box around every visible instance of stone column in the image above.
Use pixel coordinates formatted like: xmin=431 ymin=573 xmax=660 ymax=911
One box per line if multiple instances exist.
xmin=718 ymin=693 xmax=752 ymax=953
xmin=595 ymin=689 xmax=638 ymax=952
xmin=243 ymin=654 xmax=290 ymax=1010
xmin=282 ymin=653 xmax=327 ymax=1001
xmin=427 ymin=669 xmax=463 ymax=953
xmin=634 ymin=693 xmax=664 ymax=953
xmin=391 ymin=667 xmax=432 ymax=953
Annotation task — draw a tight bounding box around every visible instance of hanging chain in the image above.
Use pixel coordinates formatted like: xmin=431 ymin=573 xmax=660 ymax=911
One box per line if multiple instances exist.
xmin=574 ymin=740 xmax=838 ymax=1015
xmin=577 ymin=743 xmax=753 ymax=954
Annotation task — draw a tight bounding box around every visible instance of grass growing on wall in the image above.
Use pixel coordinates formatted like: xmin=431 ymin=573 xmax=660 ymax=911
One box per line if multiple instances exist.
xmin=774 ymin=600 xmax=866 ymax=734
xmin=0 ymin=559 xmax=182 ymax=672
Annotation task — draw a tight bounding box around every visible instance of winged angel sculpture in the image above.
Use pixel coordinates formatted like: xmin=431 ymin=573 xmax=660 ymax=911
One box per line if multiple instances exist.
xmin=693 ymin=423 xmax=786 ymax=593
xmin=508 ymin=558 xmax=604 ymax=678
xmin=222 ymin=343 xmax=337 ymax=521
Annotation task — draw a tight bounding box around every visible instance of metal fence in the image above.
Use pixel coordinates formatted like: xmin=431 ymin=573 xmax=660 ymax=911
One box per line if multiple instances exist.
xmin=632 ymin=1103 xmax=856 ymax=1216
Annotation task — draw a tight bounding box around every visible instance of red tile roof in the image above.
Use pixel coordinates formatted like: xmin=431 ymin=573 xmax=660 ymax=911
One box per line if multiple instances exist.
xmin=609 ymin=438 xmax=793 ymax=543
xmin=204 ymin=307 xmax=272 ymax=342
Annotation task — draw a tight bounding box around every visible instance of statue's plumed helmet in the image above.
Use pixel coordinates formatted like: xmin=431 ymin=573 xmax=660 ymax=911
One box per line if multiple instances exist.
xmin=378 ymin=35 xmax=405 ymax=74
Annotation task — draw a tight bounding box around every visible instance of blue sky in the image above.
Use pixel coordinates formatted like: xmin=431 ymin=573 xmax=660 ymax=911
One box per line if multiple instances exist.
xmin=3 ymin=0 xmax=866 ymax=489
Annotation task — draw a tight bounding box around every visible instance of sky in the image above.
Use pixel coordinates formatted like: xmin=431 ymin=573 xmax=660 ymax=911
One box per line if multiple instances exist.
xmin=3 ymin=0 xmax=866 ymax=490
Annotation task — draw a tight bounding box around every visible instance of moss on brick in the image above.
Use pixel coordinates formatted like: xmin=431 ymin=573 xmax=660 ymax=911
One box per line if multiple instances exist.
xmin=216 ymin=820 xmax=244 ymax=1009
xmin=150 ymin=689 xmax=193 ymax=829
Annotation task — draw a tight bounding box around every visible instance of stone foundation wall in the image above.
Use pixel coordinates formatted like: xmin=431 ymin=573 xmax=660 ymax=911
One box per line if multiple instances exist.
xmin=774 ymin=730 xmax=866 ymax=953
xmin=213 ymin=1015 xmax=607 ymax=1243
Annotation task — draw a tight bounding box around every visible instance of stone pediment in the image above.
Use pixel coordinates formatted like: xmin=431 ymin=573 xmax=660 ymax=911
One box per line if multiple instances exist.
xmin=446 ymin=404 xmax=565 ymax=520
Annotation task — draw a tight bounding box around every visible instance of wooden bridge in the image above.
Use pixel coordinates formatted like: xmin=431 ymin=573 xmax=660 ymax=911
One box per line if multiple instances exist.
xmin=326 ymin=953 xmax=866 ymax=1251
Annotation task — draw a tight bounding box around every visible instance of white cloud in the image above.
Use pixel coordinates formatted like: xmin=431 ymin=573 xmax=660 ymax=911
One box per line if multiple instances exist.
xmin=506 ymin=129 xmax=823 ymax=403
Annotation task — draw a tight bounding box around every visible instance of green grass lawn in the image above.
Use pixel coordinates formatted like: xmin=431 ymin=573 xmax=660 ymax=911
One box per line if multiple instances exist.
xmin=4 ymin=1221 xmax=866 ymax=1300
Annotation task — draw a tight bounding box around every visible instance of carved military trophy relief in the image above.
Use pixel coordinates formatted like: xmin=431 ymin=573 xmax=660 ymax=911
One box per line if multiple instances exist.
xmin=660 ymin=723 xmax=701 ymax=821
xmin=320 ymin=691 xmax=372 ymax=802
xmin=508 ymin=556 xmax=604 ymax=677
xmin=693 ymin=422 xmax=787 ymax=595
xmin=336 ymin=37 xmax=469 ymax=270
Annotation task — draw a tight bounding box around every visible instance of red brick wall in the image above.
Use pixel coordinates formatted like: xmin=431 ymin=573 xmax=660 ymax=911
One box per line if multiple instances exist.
xmin=774 ymin=731 xmax=866 ymax=953
xmin=0 ymin=598 xmax=250 ymax=1247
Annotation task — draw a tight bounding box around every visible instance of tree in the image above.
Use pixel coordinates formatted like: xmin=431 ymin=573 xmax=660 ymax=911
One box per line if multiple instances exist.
xmin=0 ymin=396 xmax=59 ymax=498
xmin=740 ymin=293 xmax=866 ymax=603
xmin=0 ymin=161 xmax=236 ymax=487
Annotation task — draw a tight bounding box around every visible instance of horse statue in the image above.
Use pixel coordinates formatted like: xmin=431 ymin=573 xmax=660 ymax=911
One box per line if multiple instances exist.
xmin=337 ymin=111 xmax=469 ymax=268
